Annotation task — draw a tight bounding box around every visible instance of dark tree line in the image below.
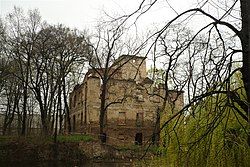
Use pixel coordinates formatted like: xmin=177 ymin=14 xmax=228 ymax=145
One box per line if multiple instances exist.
xmin=0 ymin=7 xmax=90 ymax=136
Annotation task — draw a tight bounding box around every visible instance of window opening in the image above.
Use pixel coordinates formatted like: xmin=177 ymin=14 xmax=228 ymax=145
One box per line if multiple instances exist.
xmin=135 ymin=133 xmax=143 ymax=145
xmin=136 ymin=113 xmax=143 ymax=127
xmin=118 ymin=112 xmax=126 ymax=125
xmin=100 ymin=133 xmax=107 ymax=143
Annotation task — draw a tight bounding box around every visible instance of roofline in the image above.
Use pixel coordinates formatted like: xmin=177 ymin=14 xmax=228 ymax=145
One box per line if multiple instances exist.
xmin=119 ymin=54 xmax=146 ymax=60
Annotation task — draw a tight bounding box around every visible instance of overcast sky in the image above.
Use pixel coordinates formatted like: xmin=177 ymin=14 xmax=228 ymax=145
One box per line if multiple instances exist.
xmin=0 ymin=0 xmax=200 ymax=31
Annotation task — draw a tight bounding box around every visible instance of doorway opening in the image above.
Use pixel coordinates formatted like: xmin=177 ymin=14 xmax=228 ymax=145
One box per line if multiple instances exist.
xmin=135 ymin=133 xmax=143 ymax=145
xmin=100 ymin=133 xmax=107 ymax=143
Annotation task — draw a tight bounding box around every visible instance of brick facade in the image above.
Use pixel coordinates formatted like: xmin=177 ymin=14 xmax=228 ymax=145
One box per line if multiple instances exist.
xmin=69 ymin=55 xmax=183 ymax=146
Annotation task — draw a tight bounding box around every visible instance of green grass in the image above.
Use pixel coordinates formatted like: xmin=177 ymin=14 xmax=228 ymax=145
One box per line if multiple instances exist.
xmin=116 ymin=144 xmax=160 ymax=154
xmin=0 ymin=134 xmax=94 ymax=144
xmin=134 ymin=157 xmax=169 ymax=167
xmin=56 ymin=134 xmax=94 ymax=142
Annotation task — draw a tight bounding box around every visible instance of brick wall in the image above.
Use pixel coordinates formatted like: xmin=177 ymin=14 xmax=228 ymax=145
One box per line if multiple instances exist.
xmin=68 ymin=55 xmax=184 ymax=146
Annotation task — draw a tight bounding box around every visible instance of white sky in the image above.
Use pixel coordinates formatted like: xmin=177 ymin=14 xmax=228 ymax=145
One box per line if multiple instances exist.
xmin=0 ymin=0 xmax=200 ymax=31
xmin=0 ymin=0 xmax=211 ymax=73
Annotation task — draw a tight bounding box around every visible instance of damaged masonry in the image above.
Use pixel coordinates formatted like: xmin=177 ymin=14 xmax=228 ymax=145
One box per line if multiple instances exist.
xmin=68 ymin=55 xmax=184 ymax=146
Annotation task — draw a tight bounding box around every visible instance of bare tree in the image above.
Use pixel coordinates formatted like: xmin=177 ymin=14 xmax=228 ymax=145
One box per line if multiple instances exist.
xmin=0 ymin=61 xmax=22 ymax=135
xmin=86 ymin=20 xmax=146 ymax=142
xmin=1 ymin=7 xmax=90 ymax=136
xmin=119 ymin=0 xmax=249 ymax=147
xmin=2 ymin=7 xmax=43 ymax=136
xmin=28 ymin=24 xmax=90 ymax=136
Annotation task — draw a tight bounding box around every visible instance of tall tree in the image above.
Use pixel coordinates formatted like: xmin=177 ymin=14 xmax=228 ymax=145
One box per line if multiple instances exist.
xmin=3 ymin=7 xmax=42 ymax=135
xmin=29 ymin=25 xmax=89 ymax=135
xmin=1 ymin=7 xmax=90 ymax=136
xmin=86 ymin=20 xmax=145 ymax=141
xmin=122 ymin=0 xmax=250 ymax=145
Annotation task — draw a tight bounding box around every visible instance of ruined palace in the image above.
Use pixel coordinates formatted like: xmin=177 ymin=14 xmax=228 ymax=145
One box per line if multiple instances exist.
xmin=69 ymin=55 xmax=184 ymax=146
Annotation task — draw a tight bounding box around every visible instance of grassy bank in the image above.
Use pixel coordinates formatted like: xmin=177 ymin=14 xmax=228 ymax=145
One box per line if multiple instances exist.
xmin=0 ymin=135 xmax=161 ymax=163
xmin=0 ymin=134 xmax=94 ymax=162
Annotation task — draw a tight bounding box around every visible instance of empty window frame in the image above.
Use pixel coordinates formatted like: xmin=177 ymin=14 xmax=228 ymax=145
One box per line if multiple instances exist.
xmin=136 ymin=112 xmax=143 ymax=127
xmin=135 ymin=133 xmax=143 ymax=145
xmin=118 ymin=112 xmax=126 ymax=125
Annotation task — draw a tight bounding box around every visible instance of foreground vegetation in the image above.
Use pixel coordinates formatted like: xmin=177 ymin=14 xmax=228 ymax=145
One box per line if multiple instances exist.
xmin=0 ymin=134 xmax=157 ymax=163
xmin=0 ymin=134 xmax=94 ymax=143
xmin=0 ymin=135 xmax=91 ymax=162
xmin=1 ymin=0 xmax=250 ymax=166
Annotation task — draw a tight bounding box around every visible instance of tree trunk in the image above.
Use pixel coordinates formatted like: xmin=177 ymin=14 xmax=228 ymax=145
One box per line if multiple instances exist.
xmin=21 ymin=54 xmax=30 ymax=136
xmin=37 ymin=97 xmax=49 ymax=136
xmin=240 ymin=0 xmax=250 ymax=146
xmin=2 ymin=96 xmax=11 ymax=135
xmin=54 ymin=87 xmax=61 ymax=143
xmin=62 ymin=77 xmax=71 ymax=133
xmin=58 ymin=82 xmax=63 ymax=134
xmin=99 ymin=79 xmax=107 ymax=142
